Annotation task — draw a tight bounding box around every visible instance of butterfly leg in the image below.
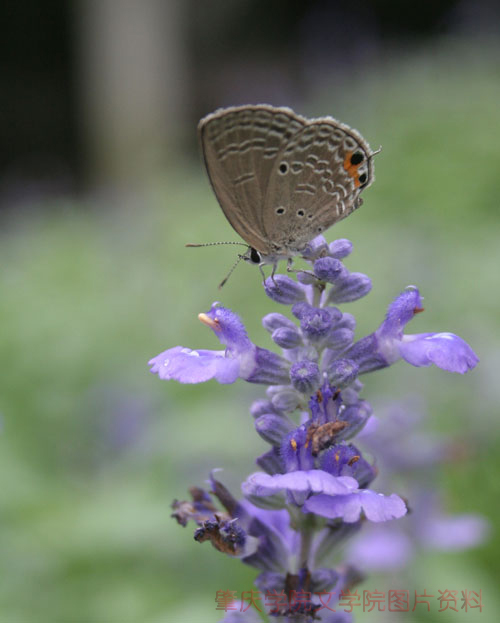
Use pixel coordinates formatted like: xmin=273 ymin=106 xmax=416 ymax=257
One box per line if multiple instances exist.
xmin=262 ymin=261 xmax=283 ymax=294
xmin=258 ymin=262 xmax=267 ymax=286
xmin=286 ymin=261 xmax=318 ymax=282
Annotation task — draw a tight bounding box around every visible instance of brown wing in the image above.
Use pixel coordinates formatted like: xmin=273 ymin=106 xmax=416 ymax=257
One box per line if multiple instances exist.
xmin=198 ymin=105 xmax=305 ymax=254
xmin=263 ymin=117 xmax=374 ymax=253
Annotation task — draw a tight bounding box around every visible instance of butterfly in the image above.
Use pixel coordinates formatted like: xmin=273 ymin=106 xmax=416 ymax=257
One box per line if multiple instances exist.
xmin=193 ymin=104 xmax=377 ymax=282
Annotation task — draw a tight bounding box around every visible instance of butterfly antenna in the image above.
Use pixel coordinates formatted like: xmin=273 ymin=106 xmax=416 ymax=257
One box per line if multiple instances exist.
xmin=369 ymin=146 xmax=382 ymax=159
xmin=186 ymin=241 xmax=249 ymax=248
xmin=218 ymin=253 xmax=246 ymax=289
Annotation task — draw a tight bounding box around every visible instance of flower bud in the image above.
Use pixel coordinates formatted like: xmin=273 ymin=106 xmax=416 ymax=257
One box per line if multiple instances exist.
xmin=310 ymin=568 xmax=340 ymax=592
xmin=246 ymin=348 xmax=291 ymax=385
xmin=313 ymin=257 xmax=345 ymax=283
xmin=327 ymin=359 xmax=359 ymax=388
xmin=325 ymin=272 xmax=372 ymax=304
xmin=290 ymin=360 xmax=321 ymax=395
xmin=256 ymin=448 xmax=284 ymax=475
xmin=250 ymin=399 xmax=277 ymax=418
xmin=296 ymin=270 xmax=317 ymax=285
xmin=267 ymin=386 xmax=301 ymax=412
xmin=255 ymin=572 xmax=285 ymax=593
xmin=337 ymin=400 xmax=373 ymax=440
xmin=264 ymin=275 xmax=306 ymax=304
xmin=324 ymin=328 xmax=355 ymax=351
xmin=292 ymin=302 xmax=342 ymax=341
xmin=329 ymin=238 xmax=353 ymax=259
xmin=255 ymin=414 xmax=295 ymax=446
xmin=262 ymin=312 xmax=296 ymax=333
xmin=271 ymin=327 xmax=302 ymax=349
xmin=302 ymin=235 xmax=329 ymax=260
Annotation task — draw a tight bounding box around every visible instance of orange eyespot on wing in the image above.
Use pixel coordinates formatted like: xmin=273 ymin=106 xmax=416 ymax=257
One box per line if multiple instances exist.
xmin=343 ymin=150 xmax=365 ymax=188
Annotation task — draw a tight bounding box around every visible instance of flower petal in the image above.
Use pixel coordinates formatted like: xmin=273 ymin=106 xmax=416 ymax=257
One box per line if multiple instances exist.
xmin=303 ymin=490 xmax=407 ymax=523
xmin=379 ymin=287 xmax=422 ymax=338
xmin=242 ymin=470 xmax=358 ymax=503
xmin=399 ymin=332 xmax=479 ymax=373
xmin=148 ymin=346 xmax=240 ymax=384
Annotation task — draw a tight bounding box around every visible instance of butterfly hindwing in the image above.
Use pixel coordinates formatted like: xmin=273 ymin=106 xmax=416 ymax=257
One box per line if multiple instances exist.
xmin=263 ymin=118 xmax=374 ymax=253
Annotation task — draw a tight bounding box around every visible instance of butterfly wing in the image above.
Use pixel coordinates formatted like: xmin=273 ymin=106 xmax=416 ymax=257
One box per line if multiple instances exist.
xmin=263 ymin=117 xmax=374 ymax=253
xmin=198 ymin=105 xmax=306 ymax=254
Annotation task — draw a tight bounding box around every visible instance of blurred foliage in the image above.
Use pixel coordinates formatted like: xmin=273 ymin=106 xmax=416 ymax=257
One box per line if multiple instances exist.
xmin=0 ymin=40 xmax=498 ymax=622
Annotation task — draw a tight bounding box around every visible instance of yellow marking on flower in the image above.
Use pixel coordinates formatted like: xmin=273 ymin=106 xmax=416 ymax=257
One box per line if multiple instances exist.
xmin=291 ymin=438 xmax=298 ymax=451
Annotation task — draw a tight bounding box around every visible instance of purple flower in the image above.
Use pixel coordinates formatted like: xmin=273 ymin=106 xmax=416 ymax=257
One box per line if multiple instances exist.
xmin=346 ymin=287 xmax=479 ymax=374
xmin=242 ymin=466 xmax=406 ymax=523
xmin=243 ymin=438 xmax=407 ymax=524
xmin=149 ymin=303 xmax=290 ymax=385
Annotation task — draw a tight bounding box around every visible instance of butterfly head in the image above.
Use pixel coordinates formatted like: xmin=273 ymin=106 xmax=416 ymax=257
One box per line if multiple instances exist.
xmin=243 ymin=247 xmax=262 ymax=265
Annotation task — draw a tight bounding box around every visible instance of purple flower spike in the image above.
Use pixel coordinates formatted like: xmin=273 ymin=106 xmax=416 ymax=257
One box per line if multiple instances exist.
xmin=304 ymin=490 xmax=407 ymax=523
xmin=157 ymin=232 xmax=483 ymax=604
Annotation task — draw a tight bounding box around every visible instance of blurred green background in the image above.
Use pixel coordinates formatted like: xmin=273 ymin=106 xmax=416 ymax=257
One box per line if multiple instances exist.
xmin=0 ymin=2 xmax=499 ymax=622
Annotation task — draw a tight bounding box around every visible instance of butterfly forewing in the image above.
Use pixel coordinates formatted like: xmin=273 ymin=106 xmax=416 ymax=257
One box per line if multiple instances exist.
xmin=198 ymin=105 xmax=306 ymax=254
